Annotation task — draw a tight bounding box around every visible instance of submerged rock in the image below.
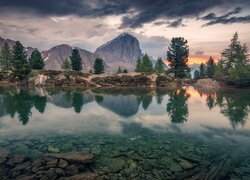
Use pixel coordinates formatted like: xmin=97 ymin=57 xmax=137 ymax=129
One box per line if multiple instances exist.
xmin=48 ymin=145 xmax=60 ymax=153
xmin=59 ymin=173 xmax=98 ymax=180
xmin=179 ymin=159 xmax=194 ymax=170
xmin=45 ymin=152 xmax=94 ymax=164
xmin=0 ymin=148 xmax=10 ymax=164
xmin=109 ymin=158 xmax=126 ymax=173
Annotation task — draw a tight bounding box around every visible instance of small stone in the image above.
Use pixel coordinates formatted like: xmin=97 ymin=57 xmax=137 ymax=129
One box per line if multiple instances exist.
xmin=6 ymin=155 xmax=26 ymax=167
xmin=40 ymin=175 xmax=49 ymax=180
xmin=91 ymin=145 xmax=101 ymax=156
xmin=0 ymin=148 xmax=10 ymax=164
xmin=55 ymin=168 xmax=65 ymax=176
xmin=127 ymin=160 xmax=137 ymax=169
xmin=179 ymin=159 xmax=194 ymax=170
xmin=13 ymin=161 xmax=31 ymax=171
xmin=170 ymin=163 xmax=182 ymax=172
xmin=59 ymin=173 xmax=98 ymax=180
xmin=46 ymin=168 xmax=57 ymax=179
xmin=48 ymin=145 xmax=60 ymax=153
xmin=58 ymin=159 xmax=68 ymax=168
xmin=65 ymin=165 xmax=78 ymax=176
xmin=109 ymin=158 xmax=126 ymax=173
xmin=46 ymin=159 xmax=58 ymax=168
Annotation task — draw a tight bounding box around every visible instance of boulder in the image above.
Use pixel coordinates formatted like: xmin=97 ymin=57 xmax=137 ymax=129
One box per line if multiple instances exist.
xmin=195 ymin=78 xmax=220 ymax=90
xmin=34 ymin=74 xmax=48 ymax=86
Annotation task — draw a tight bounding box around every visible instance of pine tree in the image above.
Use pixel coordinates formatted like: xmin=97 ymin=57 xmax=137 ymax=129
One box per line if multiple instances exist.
xmin=135 ymin=57 xmax=142 ymax=72
xmin=154 ymin=57 xmax=165 ymax=73
xmin=11 ymin=41 xmax=31 ymax=81
xmin=123 ymin=69 xmax=128 ymax=74
xmin=116 ymin=67 xmax=122 ymax=74
xmin=30 ymin=49 xmax=45 ymax=70
xmin=194 ymin=70 xmax=200 ymax=80
xmin=61 ymin=58 xmax=72 ymax=71
xmin=167 ymin=37 xmax=189 ymax=78
xmin=222 ymin=32 xmax=249 ymax=73
xmin=206 ymin=56 xmax=215 ymax=78
xmin=93 ymin=58 xmax=104 ymax=74
xmin=141 ymin=54 xmax=153 ymax=73
xmin=199 ymin=63 xmax=205 ymax=78
xmin=0 ymin=43 xmax=12 ymax=71
xmin=70 ymin=49 xmax=82 ymax=71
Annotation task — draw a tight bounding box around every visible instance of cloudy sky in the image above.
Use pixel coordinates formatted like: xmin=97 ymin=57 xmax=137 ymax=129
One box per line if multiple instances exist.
xmin=0 ymin=0 xmax=250 ymax=64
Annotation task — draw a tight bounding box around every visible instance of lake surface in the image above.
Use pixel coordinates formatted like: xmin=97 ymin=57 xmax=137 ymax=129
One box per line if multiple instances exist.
xmin=0 ymin=87 xmax=250 ymax=179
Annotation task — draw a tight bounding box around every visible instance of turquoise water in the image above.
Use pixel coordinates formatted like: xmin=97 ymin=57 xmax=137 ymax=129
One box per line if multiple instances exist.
xmin=0 ymin=87 xmax=250 ymax=179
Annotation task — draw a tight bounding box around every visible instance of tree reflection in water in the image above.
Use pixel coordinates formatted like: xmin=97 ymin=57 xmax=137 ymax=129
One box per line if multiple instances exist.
xmin=166 ymin=89 xmax=190 ymax=124
xmin=0 ymin=87 xmax=249 ymax=129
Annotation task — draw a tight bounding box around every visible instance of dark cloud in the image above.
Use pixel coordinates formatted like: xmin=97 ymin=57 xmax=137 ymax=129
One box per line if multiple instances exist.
xmin=0 ymin=0 xmax=250 ymax=28
xmin=154 ymin=19 xmax=185 ymax=28
xmin=167 ymin=19 xmax=185 ymax=28
xmin=195 ymin=51 xmax=204 ymax=55
xmin=200 ymin=7 xmax=250 ymax=26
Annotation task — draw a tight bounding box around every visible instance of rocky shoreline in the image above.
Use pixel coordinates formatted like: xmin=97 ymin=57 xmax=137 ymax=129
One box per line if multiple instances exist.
xmin=0 ymin=71 xmax=182 ymax=88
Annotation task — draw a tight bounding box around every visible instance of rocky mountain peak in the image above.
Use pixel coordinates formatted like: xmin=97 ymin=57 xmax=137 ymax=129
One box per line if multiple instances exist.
xmin=95 ymin=33 xmax=142 ymax=71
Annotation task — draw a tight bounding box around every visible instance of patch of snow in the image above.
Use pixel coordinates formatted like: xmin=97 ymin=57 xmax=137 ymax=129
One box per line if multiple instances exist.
xmin=44 ymin=54 xmax=50 ymax=62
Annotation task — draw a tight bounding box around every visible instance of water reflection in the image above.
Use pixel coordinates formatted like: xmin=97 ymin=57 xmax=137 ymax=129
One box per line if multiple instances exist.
xmin=216 ymin=91 xmax=250 ymax=129
xmin=166 ymin=89 xmax=190 ymax=124
xmin=0 ymin=87 xmax=249 ymax=129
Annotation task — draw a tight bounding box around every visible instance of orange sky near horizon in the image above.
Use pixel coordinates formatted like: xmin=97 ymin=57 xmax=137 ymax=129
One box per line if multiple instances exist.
xmin=163 ymin=55 xmax=220 ymax=65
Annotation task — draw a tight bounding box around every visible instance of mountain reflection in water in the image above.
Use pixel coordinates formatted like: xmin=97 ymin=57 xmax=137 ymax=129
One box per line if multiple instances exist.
xmin=0 ymin=87 xmax=249 ymax=130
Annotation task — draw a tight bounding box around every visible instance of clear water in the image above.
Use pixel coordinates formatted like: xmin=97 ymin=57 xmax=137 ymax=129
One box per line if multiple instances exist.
xmin=0 ymin=87 xmax=250 ymax=179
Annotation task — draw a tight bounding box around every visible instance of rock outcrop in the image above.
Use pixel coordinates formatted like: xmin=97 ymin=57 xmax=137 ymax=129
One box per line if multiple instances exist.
xmin=95 ymin=33 xmax=142 ymax=72
xmin=195 ymin=78 xmax=220 ymax=92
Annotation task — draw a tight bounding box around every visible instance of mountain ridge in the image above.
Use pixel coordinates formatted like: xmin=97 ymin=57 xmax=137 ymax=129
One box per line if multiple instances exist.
xmin=0 ymin=33 xmax=142 ymax=72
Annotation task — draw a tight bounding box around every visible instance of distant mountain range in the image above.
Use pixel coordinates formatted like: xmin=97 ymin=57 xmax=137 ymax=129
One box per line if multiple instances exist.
xmin=0 ymin=33 xmax=142 ymax=72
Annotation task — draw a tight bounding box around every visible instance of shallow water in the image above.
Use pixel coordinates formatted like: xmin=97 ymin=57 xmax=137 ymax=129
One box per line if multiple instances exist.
xmin=0 ymin=87 xmax=250 ymax=179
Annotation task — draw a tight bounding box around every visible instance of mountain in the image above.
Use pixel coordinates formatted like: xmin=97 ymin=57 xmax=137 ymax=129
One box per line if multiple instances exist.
xmin=42 ymin=44 xmax=99 ymax=72
xmin=95 ymin=33 xmax=142 ymax=72
xmin=0 ymin=37 xmax=36 ymax=58
xmin=0 ymin=33 xmax=142 ymax=72
xmin=0 ymin=37 xmax=16 ymax=49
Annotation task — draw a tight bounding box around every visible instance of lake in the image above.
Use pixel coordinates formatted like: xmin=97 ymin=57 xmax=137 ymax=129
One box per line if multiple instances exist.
xmin=0 ymin=87 xmax=250 ymax=179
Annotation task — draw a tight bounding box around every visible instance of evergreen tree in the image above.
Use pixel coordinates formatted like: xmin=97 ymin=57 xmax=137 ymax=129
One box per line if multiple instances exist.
xmin=30 ymin=49 xmax=45 ymax=70
xmin=141 ymin=53 xmax=153 ymax=73
xmin=116 ymin=67 xmax=122 ymax=74
xmin=93 ymin=58 xmax=104 ymax=74
xmin=135 ymin=57 xmax=142 ymax=72
xmin=154 ymin=57 xmax=165 ymax=73
xmin=206 ymin=56 xmax=215 ymax=78
xmin=11 ymin=41 xmax=31 ymax=81
xmin=167 ymin=37 xmax=189 ymax=78
xmin=222 ymin=32 xmax=249 ymax=73
xmin=194 ymin=70 xmax=200 ymax=80
xmin=199 ymin=63 xmax=205 ymax=78
xmin=61 ymin=58 xmax=71 ymax=71
xmin=0 ymin=43 xmax=12 ymax=71
xmin=70 ymin=49 xmax=82 ymax=71
xmin=123 ymin=69 xmax=128 ymax=74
